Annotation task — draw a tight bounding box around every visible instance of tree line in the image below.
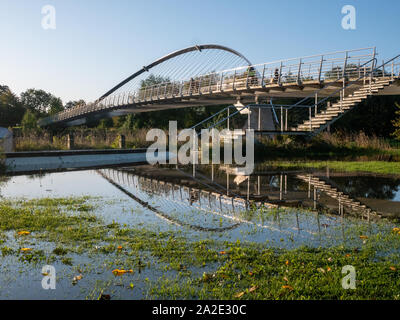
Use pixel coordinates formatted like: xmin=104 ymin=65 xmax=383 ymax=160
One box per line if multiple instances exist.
xmin=1 ymin=83 xmax=400 ymax=140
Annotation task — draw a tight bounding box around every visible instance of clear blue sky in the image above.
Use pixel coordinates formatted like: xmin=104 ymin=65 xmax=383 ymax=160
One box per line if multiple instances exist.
xmin=1 ymin=0 xmax=399 ymax=103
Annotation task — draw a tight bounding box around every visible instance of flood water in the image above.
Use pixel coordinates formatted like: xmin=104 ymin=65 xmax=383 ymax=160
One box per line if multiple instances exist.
xmin=0 ymin=163 xmax=400 ymax=299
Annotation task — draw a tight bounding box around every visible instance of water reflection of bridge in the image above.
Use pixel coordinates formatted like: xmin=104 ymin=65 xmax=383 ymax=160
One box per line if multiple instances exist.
xmin=98 ymin=168 xmax=327 ymax=237
xmin=96 ymin=166 xmax=386 ymax=240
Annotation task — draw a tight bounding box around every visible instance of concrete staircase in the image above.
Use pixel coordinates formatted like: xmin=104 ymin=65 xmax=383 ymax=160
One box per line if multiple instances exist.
xmin=296 ymin=174 xmax=380 ymax=219
xmin=292 ymin=77 xmax=397 ymax=133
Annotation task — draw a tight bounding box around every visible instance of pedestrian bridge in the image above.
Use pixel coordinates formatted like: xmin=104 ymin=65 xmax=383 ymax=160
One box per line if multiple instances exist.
xmin=39 ymin=45 xmax=400 ymax=135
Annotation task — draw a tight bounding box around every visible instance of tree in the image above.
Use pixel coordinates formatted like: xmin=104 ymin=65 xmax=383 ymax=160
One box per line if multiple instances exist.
xmin=97 ymin=118 xmax=113 ymax=129
xmin=20 ymin=89 xmax=63 ymax=114
xmin=65 ymin=99 xmax=86 ymax=109
xmin=121 ymin=114 xmax=135 ymax=130
xmin=392 ymin=102 xmax=400 ymax=140
xmin=21 ymin=110 xmax=38 ymax=130
xmin=0 ymin=85 xmax=25 ymax=127
xmin=333 ymin=96 xmax=399 ymax=137
xmin=140 ymin=74 xmax=170 ymax=88
xmin=48 ymin=97 xmax=64 ymax=115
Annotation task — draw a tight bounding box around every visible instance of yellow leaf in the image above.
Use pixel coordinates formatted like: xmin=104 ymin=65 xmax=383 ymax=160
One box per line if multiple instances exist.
xmin=282 ymin=285 xmax=294 ymax=291
xmin=20 ymin=248 xmax=32 ymax=253
xmin=219 ymin=251 xmax=226 ymax=255
xmin=17 ymin=231 xmax=30 ymax=236
xmin=392 ymin=227 xmax=400 ymax=232
xmin=359 ymin=235 xmax=368 ymax=239
xmin=249 ymin=286 xmax=258 ymax=293
xmin=285 ymin=260 xmax=290 ymax=265
xmin=390 ymin=266 xmax=396 ymax=271
xmin=112 ymin=269 xmax=133 ymax=276
xmin=234 ymin=291 xmax=245 ymax=298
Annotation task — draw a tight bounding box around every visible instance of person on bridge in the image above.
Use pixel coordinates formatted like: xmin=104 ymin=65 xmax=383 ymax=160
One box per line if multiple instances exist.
xmin=273 ymin=68 xmax=280 ymax=83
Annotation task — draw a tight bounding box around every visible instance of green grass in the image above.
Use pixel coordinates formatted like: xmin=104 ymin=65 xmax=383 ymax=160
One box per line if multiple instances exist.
xmin=259 ymin=161 xmax=400 ymax=175
xmin=149 ymin=241 xmax=400 ymax=300
xmin=1 ymin=196 xmax=400 ymax=299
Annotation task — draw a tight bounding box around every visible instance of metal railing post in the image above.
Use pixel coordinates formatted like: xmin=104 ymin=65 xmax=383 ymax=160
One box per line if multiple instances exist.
xmin=392 ymin=61 xmax=395 ymax=80
xmin=315 ymin=93 xmax=318 ymax=116
xmin=261 ymin=64 xmax=266 ymax=87
xmin=227 ymin=107 xmax=230 ymax=130
xmin=285 ymin=108 xmax=288 ymax=131
xmin=297 ymin=58 xmax=302 ymax=85
xmin=232 ymin=70 xmax=237 ymax=91
xmin=318 ymin=55 xmax=324 ymax=82
xmin=342 ymin=51 xmax=348 ymax=97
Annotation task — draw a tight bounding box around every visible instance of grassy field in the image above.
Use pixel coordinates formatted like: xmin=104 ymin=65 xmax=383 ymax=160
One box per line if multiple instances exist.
xmin=259 ymin=161 xmax=400 ymax=175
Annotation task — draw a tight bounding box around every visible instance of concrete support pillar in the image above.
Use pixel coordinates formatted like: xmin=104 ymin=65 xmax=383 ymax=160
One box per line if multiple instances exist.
xmin=67 ymin=133 xmax=74 ymax=150
xmin=118 ymin=134 xmax=126 ymax=149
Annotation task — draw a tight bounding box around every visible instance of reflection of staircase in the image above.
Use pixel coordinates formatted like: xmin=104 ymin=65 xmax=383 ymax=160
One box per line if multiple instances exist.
xmin=296 ymin=174 xmax=380 ymax=218
xmin=293 ymin=78 xmax=396 ymax=133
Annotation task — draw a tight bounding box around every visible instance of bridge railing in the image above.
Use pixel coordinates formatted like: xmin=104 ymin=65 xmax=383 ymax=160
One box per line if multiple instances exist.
xmin=39 ymin=47 xmax=382 ymax=126
xmin=130 ymin=47 xmax=376 ymax=103
xmin=274 ymin=54 xmax=400 ymax=133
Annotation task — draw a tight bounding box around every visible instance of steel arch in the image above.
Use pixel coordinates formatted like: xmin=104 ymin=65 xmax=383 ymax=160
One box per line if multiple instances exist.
xmin=98 ymin=44 xmax=252 ymax=101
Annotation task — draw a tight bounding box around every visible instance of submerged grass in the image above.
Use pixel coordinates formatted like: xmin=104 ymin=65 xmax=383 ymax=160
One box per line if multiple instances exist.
xmin=0 ymin=195 xmax=400 ymax=299
xmin=259 ymin=161 xmax=400 ymax=176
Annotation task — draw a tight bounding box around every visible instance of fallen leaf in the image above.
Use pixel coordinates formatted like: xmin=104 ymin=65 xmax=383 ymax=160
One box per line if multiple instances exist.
xmin=248 ymin=271 xmax=254 ymax=276
xmin=20 ymin=248 xmax=32 ymax=253
xmin=282 ymin=285 xmax=294 ymax=291
xmin=112 ymin=269 xmax=133 ymax=276
xmin=285 ymin=260 xmax=290 ymax=266
xmin=17 ymin=231 xmax=30 ymax=236
xmin=249 ymin=286 xmax=258 ymax=293
xmin=283 ymin=276 xmax=289 ymax=282
xmin=234 ymin=291 xmax=245 ymax=298
xmin=390 ymin=266 xmax=396 ymax=271
xmin=219 ymin=251 xmax=227 ymax=255
xmin=327 ymin=257 xmax=333 ymax=262
xmin=359 ymin=235 xmax=368 ymax=239
xmin=318 ymin=267 xmax=325 ymax=274
xmin=327 ymin=267 xmax=332 ymax=272
xmin=117 ymin=245 xmax=123 ymax=250
xmin=345 ymin=254 xmax=351 ymax=258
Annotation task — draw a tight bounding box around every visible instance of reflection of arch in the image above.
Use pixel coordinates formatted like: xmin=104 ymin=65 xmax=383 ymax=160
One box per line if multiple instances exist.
xmin=99 ymin=44 xmax=252 ymax=101
xmin=97 ymin=170 xmax=240 ymax=232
